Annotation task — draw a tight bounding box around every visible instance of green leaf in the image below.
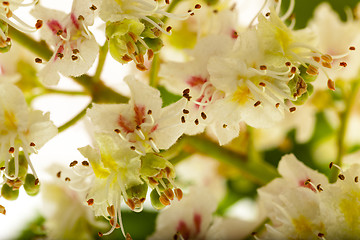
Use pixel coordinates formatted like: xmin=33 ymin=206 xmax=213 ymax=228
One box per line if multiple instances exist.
xmin=158 ymin=86 xmax=182 ymax=107
xmin=98 ymin=211 xmax=158 ymax=240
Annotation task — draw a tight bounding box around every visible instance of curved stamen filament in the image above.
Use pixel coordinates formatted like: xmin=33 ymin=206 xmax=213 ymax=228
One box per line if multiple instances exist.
xmin=248 ymin=0 xmax=268 ymax=28
xmin=280 ymin=0 xmax=295 ymax=21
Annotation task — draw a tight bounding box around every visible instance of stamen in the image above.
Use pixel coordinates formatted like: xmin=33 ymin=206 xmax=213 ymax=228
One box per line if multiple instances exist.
xmin=164 ymin=188 xmax=174 ymax=200
xmin=289 ymin=107 xmax=296 ymax=112
xmin=254 ymin=101 xmax=261 ymax=107
xmin=304 ymin=179 xmax=318 ymax=192
xmin=316 ymin=184 xmax=323 ymax=192
xmin=82 ymin=161 xmax=89 ymax=166
xmin=174 ymin=188 xmax=183 ymax=200
xmin=159 ymin=193 xmax=171 ymax=206
xmin=136 ymin=64 xmax=147 ymax=71
xmin=181 ymin=116 xmax=186 ymax=123
xmin=200 ymin=112 xmax=207 ymax=120
xmin=135 ymin=126 xmax=146 ymax=140
xmin=183 ymin=109 xmax=189 ymax=114
xmin=69 ymin=160 xmax=78 ymax=167
xmin=114 ymin=129 xmax=127 ymax=141
xmin=30 ymin=142 xmax=38 ymax=154
xmin=148 ymin=137 xmax=160 ymax=153
xmin=35 ymin=19 xmax=42 ymax=29
xmin=329 ymin=162 xmax=345 ymax=180
xmin=90 ymin=4 xmax=97 ymax=10
xmin=327 ymin=79 xmax=335 ymax=91
xmin=355 ymin=176 xmax=359 ymax=183
xmin=0 ymin=205 xmax=5 ymax=215
xmin=87 ymin=198 xmax=94 ymax=206
xmin=56 ymin=171 xmax=61 ymax=178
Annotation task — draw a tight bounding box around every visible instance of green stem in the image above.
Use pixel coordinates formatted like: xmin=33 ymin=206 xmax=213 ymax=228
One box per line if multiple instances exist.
xmin=162 ymin=0 xmax=182 ymax=22
xmin=58 ymin=102 xmax=92 ymax=133
xmin=44 ymin=89 xmax=88 ymax=96
xmin=182 ymin=135 xmax=279 ymax=185
xmin=330 ymin=80 xmax=360 ymax=182
xmin=10 ymin=27 xmax=128 ymax=104
xmin=9 ymin=26 xmax=52 ymax=60
xmin=93 ymin=42 xmax=109 ymax=82
xmin=149 ymin=54 xmax=160 ymax=87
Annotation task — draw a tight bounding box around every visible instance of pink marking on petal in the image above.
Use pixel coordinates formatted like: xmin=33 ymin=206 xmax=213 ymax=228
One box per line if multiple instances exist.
xmin=150 ymin=124 xmax=158 ymax=133
xmin=71 ymin=13 xmax=80 ymax=29
xmin=231 ymin=29 xmax=238 ymax=39
xmin=176 ymin=220 xmax=190 ymax=240
xmin=54 ymin=45 xmax=64 ymax=61
xmin=193 ymin=213 xmax=202 ymax=234
xmin=47 ymin=20 xmax=64 ymax=35
xmin=186 ymin=76 xmax=207 ymax=90
xmin=118 ymin=115 xmax=134 ymax=134
xmin=134 ymin=105 xmax=146 ymax=126
xmin=299 ymin=179 xmax=316 ymax=192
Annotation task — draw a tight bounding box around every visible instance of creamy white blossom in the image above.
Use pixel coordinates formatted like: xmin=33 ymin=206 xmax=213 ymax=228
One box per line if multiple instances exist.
xmin=0 ymin=83 xmax=57 ymax=185
xmin=87 ymin=76 xmax=186 ymax=155
xmin=78 ymin=134 xmax=142 ymax=237
xmin=31 ymin=0 xmax=99 ymax=85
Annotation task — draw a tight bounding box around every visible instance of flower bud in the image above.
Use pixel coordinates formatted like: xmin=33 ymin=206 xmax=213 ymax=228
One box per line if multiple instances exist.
xmin=150 ymin=189 xmax=165 ymax=210
xmin=23 ymin=174 xmax=40 ymax=196
xmin=7 ymin=153 xmax=28 ymax=179
xmin=0 ymin=20 xmax=11 ymax=53
xmin=1 ymin=183 xmax=19 ymax=201
xmin=106 ymin=19 xmax=145 ymax=64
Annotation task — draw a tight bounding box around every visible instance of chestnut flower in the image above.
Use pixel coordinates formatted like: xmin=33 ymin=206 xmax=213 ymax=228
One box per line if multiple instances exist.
xmin=31 ymin=0 xmax=99 ymax=85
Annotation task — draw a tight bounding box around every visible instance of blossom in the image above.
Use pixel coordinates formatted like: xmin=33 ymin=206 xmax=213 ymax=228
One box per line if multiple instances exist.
xmin=150 ymin=187 xmax=259 ymax=240
xmin=31 ymin=0 xmax=99 ymax=85
xmin=0 ymin=0 xmax=40 ymax=52
xmin=258 ymin=154 xmax=360 ymax=239
xmin=77 ymin=134 xmax=143 ymax=237
xmin=97 ymin=0 xmax=188 ymax=34
xmin=160 ymin=35 xmax=235 ymax=144
xmin=309 ymin=3 xmax=360 ymax=87
xmin=0 ymin=83 xmax=57 ymax=184
xmin=207 ymin=29 xmax=294 ymax=131
xmin=41 ymin=180 xmax=103 ymax=240
xmin=87 ymin=76 xmax=186 ymax=155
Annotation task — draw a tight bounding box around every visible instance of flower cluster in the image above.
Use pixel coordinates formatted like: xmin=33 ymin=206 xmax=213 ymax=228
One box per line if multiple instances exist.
xmin=1 ymin=0 xmax=360 ymax=239
xmin=257 ymin=154 xmax=360 ymax=239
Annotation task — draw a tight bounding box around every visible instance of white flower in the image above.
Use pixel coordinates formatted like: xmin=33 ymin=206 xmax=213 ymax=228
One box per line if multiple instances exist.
xmin=207 ymin=29 xmax=294 ymax=132
xmin=78 ymin=134 xmax=143 ymax=237
xmin=150 ymin=187 xmax=257 ymax=240
xmin=98 ymin=0 xmax=188 ymax=35
xmin=309 ymin=3 xmax=360 ymax=87
xmin=0 ymin=0 xmax=38 ymax=48
xmin=0 ymin=83 xmax=57 ymax=184
xmin=31 ymin=0 xmax=99 ymax=85
xmin=42 ymin=180 xmax=103 ymax=240
xmin=258 ymin=154 xmax=360 ymax=239
xmin=87 ymin=76 xmax=186 ymax=155
xmin=318 ymin=164 xmax=360 ymax=239
xmin=258 ymin=154 xmax=328 ymax=208
xmin=160 ymin=35 xmax=235 ymax=144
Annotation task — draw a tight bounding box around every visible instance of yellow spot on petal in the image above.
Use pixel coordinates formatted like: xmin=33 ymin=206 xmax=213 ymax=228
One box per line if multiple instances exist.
xmin=4 ymin=110 xmax=17 ymax=130
xmin=339 ymin=190 xmax=360 ymax=235
xmin=232 ymin=84 xmax=252 ymax=105
xmin=292 ymin=215 xmax=325 ymax=238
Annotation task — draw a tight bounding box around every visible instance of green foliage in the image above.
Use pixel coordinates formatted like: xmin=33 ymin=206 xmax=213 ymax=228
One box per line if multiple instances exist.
xmin=263 ymin=111 xmax=335 ymax=175
xmin=158 ymin=86 xmax=182 ymax=107
xmin=98 ymin=211 xmax=158 ymax=240
xmin=16 ymin=215 xmax=47 ymax=240
xmin=282 ymin=0 xmax=359 ymax=29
